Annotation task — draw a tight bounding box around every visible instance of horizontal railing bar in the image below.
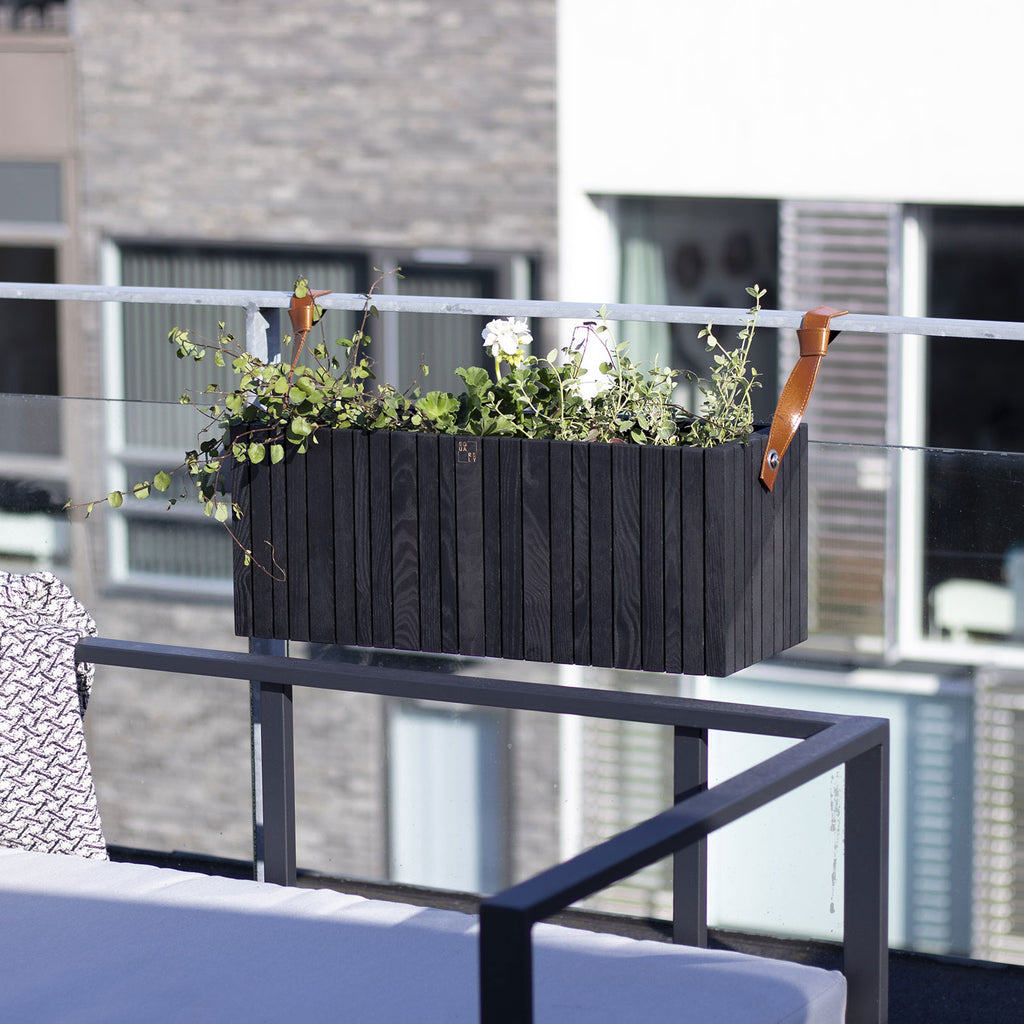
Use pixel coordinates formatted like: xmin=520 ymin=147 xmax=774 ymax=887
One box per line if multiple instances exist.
xmin=3 ymin=280 xmax=1024 ymax=341
xmin=76 ymin=637 xmax=839 ymax=739
xmin=482 ymin=715 xmax=886 ymax=921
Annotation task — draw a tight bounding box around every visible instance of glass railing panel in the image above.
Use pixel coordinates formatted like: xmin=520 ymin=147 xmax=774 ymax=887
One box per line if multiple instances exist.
xmin=6 ymin=391 xmax=1024 ymax=965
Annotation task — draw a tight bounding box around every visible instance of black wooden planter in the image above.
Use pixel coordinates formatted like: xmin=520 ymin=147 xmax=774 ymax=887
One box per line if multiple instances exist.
xmin=232 ymin=424 xmax=806 ymax=677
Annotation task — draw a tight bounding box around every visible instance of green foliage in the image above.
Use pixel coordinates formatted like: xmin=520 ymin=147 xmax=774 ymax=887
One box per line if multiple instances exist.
xmin=71 ymin=279 xmax=767 ymax=551
xmin=686 ymin=285 xmax=765 ymax=448
xmin=454 ymin=328 xmax=682 ymax=445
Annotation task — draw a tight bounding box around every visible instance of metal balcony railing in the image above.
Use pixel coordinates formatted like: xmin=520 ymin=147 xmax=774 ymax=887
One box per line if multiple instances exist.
xmin=75 ymin=635 xmax=889 ymax=1024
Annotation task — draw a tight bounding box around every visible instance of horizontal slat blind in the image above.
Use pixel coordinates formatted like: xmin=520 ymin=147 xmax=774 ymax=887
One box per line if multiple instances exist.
xmin=973 ymin=672 xmax=1024 ymax=965
xmin=779 ymin=201 xmax=899 ymax=644
xmin=393 ymin=268 xmax=495 ymax=392
xmin=120 ymin=246 xmax=360 ymax=451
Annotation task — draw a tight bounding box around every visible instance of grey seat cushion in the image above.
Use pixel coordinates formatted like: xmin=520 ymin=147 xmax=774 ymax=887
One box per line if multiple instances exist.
xmin=0 ymin=571 xmax=105 ymax=859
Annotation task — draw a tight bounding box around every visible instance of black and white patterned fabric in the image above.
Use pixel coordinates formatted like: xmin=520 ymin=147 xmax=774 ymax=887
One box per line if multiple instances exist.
xmin=0 ymin=571 xmax=106 ymax=859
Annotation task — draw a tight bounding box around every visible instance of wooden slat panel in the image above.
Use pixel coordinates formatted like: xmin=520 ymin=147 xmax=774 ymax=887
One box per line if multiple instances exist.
xmin=286 ymin=445 xmax=310 ymax=642
xmin=611 ymin=444 xmax=642 ymax=671
xmin=662 ymin=450 xmax=682 ymax=674
xmin=571 ymin=443 xmax=591 ymax=665
xmin=589 ymin=445 xmax=613 ymax=667
xmin=703 ymin=442 xmax=738 ymax=677
xmin=305 ymin=432 xmax=335 ymax=644
xmin=437 ymin=435 xmax=459 ymax=654
xmin=390 ymin=430 xmax=420 ymax=651
xmin=369 ymin=432 xmax=393 ymax=648
xmin=416 ymin=434 xmax=442 ymax=653
xmin=332 ymin=430 xmax=357 ymax=645
xmin=522 ymin=439 xmax=551 ymax=663
xmin=679 ymin=445 xmax=705 ymax=675
xmin=549 ymin=441 xmax=574 ymax=665
xmin=740 ymin=437 xmax=755 ymax=669
xmin=351 ymin=430 xmax=373 ymax=648
xmin=482 ymin=437 xmax=503 ymax=659
xmin=498 ymin=438 xmax=524 ymax=660
xmin=269 ymin=442 xmax=289 ymax=639
xmin=455 ymin=437 xmax=485 ymax=656
xmin=231 ymin=449 xmax=253 ymax=637
xmin=747 ymin=431 xmax=766 ymax=665
xmin=640 ymin=445 xmax=664 ymax=673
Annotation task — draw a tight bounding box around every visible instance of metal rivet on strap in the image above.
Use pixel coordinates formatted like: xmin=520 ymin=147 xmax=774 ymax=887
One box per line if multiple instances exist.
xmin=766 ymin=449 xmax=779 ymax=471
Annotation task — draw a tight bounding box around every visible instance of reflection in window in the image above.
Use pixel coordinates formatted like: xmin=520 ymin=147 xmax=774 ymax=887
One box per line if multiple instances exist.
xmin=0 ymin=473 xmax=68 ymax=573
xmin=617 ymin=196 xmax=779 ymax=421
xmin=388 ymin=701 xmax=507 ymax=894
xmin=924 ymin=207 xmax=1024 ymax=641
xmin=0 ymin=247 xmax=60 ymax=455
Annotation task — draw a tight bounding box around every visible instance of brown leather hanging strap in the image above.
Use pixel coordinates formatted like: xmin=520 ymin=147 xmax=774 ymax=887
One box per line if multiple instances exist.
xmin=759 ymin=305 xmax=847 ymax=491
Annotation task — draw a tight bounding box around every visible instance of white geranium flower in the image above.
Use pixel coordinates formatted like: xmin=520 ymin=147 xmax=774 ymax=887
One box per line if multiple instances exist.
xmin=482 ymin=317 xmax=532 ymax=361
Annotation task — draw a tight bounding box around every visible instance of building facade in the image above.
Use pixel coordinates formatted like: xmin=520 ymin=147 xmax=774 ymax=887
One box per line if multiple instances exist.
xmin=5 ymin=0 xmax=1024 ymax=965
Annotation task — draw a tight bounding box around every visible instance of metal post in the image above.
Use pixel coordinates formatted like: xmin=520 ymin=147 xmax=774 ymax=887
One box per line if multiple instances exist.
xmin=479 ymin=903 xmax=535 ymax=1024
xmin=843 ymin=738 xmax=890 ymax=1024
xmin=250 ymin=637 xmax=295 ymax=884
xmin=672 ymin=725 xmax=708 ymax=946
xmin=246 ymin=308 xmax=295 ymax=884
xmin=258 ymin=677 xmax=297 ymax=886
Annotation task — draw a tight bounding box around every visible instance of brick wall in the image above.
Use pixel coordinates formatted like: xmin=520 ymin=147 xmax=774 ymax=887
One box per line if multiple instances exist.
xmin=71 ymin=0 xmax=560 ymax=885
xmin=74 ymin=0 xmax=557 ymax=278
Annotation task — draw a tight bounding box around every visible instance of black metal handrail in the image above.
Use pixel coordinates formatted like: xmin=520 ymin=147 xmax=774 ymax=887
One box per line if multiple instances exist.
xmin=75 ymin=636 xmax=888 ymax=1024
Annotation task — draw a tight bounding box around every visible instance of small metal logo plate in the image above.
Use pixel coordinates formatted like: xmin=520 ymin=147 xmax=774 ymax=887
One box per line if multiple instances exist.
xmin=456 ymin=439 xmax=479 ymax=464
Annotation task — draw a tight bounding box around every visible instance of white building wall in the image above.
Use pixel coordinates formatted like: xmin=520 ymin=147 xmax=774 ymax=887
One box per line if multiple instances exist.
xmin=558 ymin=0 xmax=1024 ymax=299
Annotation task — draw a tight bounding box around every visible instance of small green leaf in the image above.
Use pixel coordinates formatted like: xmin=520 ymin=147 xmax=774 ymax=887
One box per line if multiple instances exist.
xmin=154 ymin=471 xmax=172 ymax=492
xmin=270 ymin=443 xmax=285 ymax=464
xmin=248 ymin=442 xmax=266 ymax=464
xmin=108 ymin=491 xmax=123 ymax=508
xmin=214 ymin=501 xmax=230 ymax=523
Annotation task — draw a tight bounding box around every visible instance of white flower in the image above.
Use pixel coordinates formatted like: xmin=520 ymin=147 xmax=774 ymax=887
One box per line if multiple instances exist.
xmin=482 ymin=317 xmax=532 ymax=361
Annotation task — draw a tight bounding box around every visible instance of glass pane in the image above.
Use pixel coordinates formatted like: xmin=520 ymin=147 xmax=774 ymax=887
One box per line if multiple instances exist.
xmin=0 ymin=245 xmax=59 ymax=418
xmin=388 ymin=701 xmax=507 ymax=894
xmin=618 ymin=196 xmax=780 ymax=420
xmin=0 ymin=162 xmax=61 ymax=222
xmin=10 ymin=382 xmax=1024 ymax=969
xmin=120 ymin=247 xmax=361 ymax=450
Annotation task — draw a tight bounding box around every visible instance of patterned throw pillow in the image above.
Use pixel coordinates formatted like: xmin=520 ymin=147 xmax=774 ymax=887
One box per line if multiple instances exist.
xmin=0 ymin=571 xmax=107 ymax=859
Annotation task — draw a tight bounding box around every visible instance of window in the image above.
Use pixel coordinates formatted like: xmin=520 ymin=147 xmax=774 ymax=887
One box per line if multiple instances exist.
xmin=106 ymin=242 xmax=537 ymax=590
xmin=0 ymin=162 xmax=61 ymax=223
xmin=0 ymin=1 xmax=68 ymax=33
xmin=616 ymin=196 xmax=780 ymax=422
xmin=0 ymin=244 xmax=59 ymax=455
xmin=387 ymin=700 xmax=508 ymax=894
xmin=900 ymin=206 xmax=1024 ymax=660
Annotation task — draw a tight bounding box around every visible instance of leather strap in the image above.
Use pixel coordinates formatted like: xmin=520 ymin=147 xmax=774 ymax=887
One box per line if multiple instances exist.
xmin=288 ymin=287 xmax=331 ymax=364
xmin=759 ymin=305 xmax=847 ymax=491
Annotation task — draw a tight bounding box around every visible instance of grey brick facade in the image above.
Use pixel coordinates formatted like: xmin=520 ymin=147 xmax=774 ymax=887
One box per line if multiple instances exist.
xmin=74 ymin=0 xmax=557 ymax=286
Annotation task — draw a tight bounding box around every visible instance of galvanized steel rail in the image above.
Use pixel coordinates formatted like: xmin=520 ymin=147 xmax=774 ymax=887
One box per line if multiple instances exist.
xmin=76 ymin=636 xmax=889 ymax=1024
xmin=2 ymin=279 xmax=1024 ymax=340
